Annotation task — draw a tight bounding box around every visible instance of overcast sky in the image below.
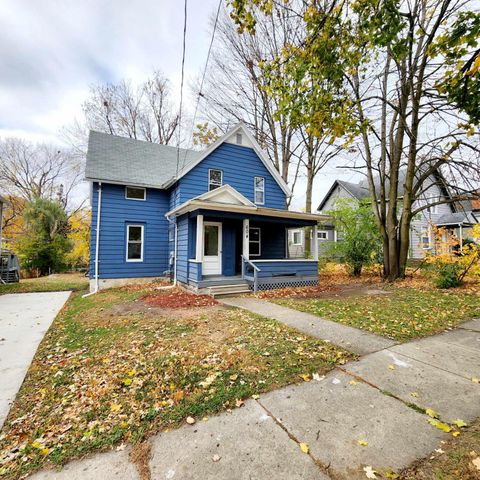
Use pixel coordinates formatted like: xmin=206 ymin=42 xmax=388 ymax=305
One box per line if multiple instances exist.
xmin=0 ymin=0 xmax=358 ymax=210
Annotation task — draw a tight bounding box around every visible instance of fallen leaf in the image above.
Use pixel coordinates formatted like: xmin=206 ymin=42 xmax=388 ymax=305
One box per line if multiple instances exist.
xmin=235 ymin=399 xmax=245 ymax=408
xmin=252 ymin=394 xmax=260 ymax=400
xmin=453 ymin=419 xmax=467 ymax=428
xmin=40 ymin=448 xmax=49 ymax=456
xmin=358 ymin=440 xmax=368 ymax=446
xmin=110 ymin=403 xmax=122 ymax=413
xmin=186 ymin=416 xmax=195 ymax=425
xmin=435 ymin=448 xmax=445 ymax=454
xmin=471 ymin=377 xmax=480 ymax=384
xmin=388 ymin=364 xmax=395 ymax=370
xmin=363 ymin=465 xmax=377 ymax=479
xmin=452 ymin=431 xmax=461 ymax=437
xmin=410 ymin=392 xmax=418 ymax=397
xmin=472 ymin=457 xmax=480 ymax=470
xmin=349 ymin=380 xmax=358 ymax=385
xmin=384 ymin=469 xmax=399 ymax=479
xmin=212 ymin=454 xmax=221 ymax=462
xmin=428 ymin=418 xmax=451 ymax=432
xmin=300 ymin=443 xmax=310 ymax=454
xmin=312 ymin=373 xmax=324 ymax=382
xmin=299 ymin=373 xmax=311 ymax=382
xmin=426 ymin=408 xmax=439 ymax=419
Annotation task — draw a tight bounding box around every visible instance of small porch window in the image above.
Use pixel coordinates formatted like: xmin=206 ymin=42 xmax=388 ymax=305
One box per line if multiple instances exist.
xmin=254 ymin=177 xmax=265 ymax=204
xmin=125 ymin=186 xmax=146 ymax=201
xmin=318 ymin=230 xmax=328 ymax=240
xmin=291 ymin=229 xmax=302 ymax=245
xmin=208 ymin=169 xmax=223 ymax=191
xmin=126 ymin=224 xmax=144 ymax=262
xmin=249 ymin=227 xmax=261 ymax=256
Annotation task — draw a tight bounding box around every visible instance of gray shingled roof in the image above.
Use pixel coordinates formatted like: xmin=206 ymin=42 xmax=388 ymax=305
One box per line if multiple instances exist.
xmin=338 ymin=180 xmax=370 ymax=199
xmin=85 ymin=131 xmax=201 ymax=189
xmin=435 ymin=211 xmax=478 ymax=226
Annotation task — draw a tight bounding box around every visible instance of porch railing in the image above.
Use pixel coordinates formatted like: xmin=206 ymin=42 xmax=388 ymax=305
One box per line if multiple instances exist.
xmin=241 ymin=255 xmax=260 ymax=292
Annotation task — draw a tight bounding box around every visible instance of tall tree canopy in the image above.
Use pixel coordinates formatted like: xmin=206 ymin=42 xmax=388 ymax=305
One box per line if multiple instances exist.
xmin=229 ymin=0 xmax=480 ymax=279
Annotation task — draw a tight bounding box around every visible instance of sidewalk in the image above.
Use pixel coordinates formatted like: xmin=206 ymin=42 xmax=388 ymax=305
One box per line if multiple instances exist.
xmin=30 ymin=308 xmax=480 ymax=479
xmin=221 ymin=297 xmax=396 ymax=355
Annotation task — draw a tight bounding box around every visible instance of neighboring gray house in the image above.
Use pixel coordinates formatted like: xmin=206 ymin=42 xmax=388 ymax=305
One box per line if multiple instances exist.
xmin=289 ymin=172 xmax=479 ymax=259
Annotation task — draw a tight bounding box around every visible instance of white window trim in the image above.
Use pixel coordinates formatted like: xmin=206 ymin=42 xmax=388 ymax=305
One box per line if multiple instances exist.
xmin=249 ymin=227 xmax=261 ymax=257
xmin=317 ymin=230 xmax=328 ymax=240
xmin=208 ymin=169 xmax=223 ymax=191
xmin=421 ymin=231 xmax=431 ymax=250
xmin=291 ymin=229 xmax=302 ymax=245
xmin=254 ymin=176 xmax=265 ymax=205
xmin=126 ymin=224 xmax=144 ymax=262
xmin=125 ymin=186 xmax=146 ymax=201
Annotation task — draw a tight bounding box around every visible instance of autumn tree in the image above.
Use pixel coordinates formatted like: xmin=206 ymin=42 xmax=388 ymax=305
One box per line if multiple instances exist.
xmin=229 ymin=0 xmax=480 ymax=279
xmin=66 ymin=208 xmax=90 ymax=269
xmin=0 ymin=139 xmax=84 ymax=247
xmin=17 ymin=197 xmax=71 ymax=276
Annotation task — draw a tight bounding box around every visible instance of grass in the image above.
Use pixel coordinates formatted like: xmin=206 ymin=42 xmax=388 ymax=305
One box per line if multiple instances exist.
xmin=0 ymin=273 xmax=89 ymax=295
xmin=274 ymin=285 xmax=480 ymax=341
xmin=400 ymin=419 xmax=480 ymax=479
xmin=0 ymin=285 xmax=354 ymax=479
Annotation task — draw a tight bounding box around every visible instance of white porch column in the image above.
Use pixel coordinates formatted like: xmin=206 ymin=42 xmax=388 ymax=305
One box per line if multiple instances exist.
xmin=242 ymin=218 xmax=250 ymax=260
xmin=196 ymin=214 xmax=204 ymax=262
xmin=312 ymin=225 xmax=319 ymax=261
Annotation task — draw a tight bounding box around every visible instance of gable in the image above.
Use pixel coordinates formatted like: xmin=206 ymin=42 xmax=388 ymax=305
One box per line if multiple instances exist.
xmin=196 ymin=184 xmax=256 ymax=206
xmin=175 ymin=142 xmax=287 ymax=209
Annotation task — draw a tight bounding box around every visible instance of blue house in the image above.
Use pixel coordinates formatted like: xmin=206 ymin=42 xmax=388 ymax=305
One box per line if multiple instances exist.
xmin=85 ymin=123 xmax=325 ymax=294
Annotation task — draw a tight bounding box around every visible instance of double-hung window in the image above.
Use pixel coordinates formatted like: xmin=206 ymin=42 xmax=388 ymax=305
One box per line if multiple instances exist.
xmin=208 ymin=169 xmax=223 ymax=191
xmin=291 ymin=229 xmax=302 ymax=245
xmin=318 ymin=231 xmax=328 ymax=240
xmin=125 ymin=186 xmax=146 ymax=201
xmin=421 ymin=231 xmax=431 ymax=250
xmin=249 ymin=227 xmax=261 ymax=256
xmin=254 ymin=177 xmax=265 ymax=204
xmin=126 ymin=225 xmax=144 ymax=262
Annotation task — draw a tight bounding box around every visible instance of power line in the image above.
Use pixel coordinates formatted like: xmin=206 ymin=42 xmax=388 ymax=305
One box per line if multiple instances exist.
xmin=179 ymin=0 xmax=222 ymax=172
xmin=175 ymin=0 xmax=189 ymax=178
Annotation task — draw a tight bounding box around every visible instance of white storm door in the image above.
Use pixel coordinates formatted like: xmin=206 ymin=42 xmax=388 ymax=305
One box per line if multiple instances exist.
xmin=203 ymin=222 xmax=222 ymax=275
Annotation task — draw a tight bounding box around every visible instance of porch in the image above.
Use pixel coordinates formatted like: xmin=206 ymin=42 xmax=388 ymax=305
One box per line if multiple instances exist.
xmin=167 ymin=185 xmax=328 ymax=293
xmin=181 ymin=211 xmax=323 ymax=292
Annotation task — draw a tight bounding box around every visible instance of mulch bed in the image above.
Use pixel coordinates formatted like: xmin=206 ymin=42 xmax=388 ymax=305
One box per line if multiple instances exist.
xmin=142 ymin=290 xmax=218 ymax=308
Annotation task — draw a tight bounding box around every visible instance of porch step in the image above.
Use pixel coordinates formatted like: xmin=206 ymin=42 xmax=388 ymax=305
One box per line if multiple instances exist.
xmin=199 ymin=283 xmax=251 ymax=297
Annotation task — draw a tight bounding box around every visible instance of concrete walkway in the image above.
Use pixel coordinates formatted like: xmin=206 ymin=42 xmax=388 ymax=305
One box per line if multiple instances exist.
xmin=28 ymin=308 xmax=480 ymax=479
xmin=221 ymin=297 xmax=396 ymax=354
xmin=0 ymin=291 xmax=71 ymax=428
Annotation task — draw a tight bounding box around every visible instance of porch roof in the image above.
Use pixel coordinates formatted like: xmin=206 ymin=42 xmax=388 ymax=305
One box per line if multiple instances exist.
xmin=434 ymin=211 xmax=478 ymax=227
xmin=166 ymin=199 xmax=328 ymax=224
xmin=166 ymin=184 xmax=329 ymax=224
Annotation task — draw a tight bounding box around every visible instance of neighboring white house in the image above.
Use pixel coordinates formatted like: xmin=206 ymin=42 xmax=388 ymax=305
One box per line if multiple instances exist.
xmin=289 ymin=171 xmax=479 ymax=259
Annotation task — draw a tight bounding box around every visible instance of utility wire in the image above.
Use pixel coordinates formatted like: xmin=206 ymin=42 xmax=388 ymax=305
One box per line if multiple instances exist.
xmin=179 ymin=0 xmax=222 ymax=172
xmin=175 ymin=0 xmax=189 ymax=178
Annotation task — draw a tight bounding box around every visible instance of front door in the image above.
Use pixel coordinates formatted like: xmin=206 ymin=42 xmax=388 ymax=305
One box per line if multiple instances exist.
xmin=203 ymin=222 xmax=222 ymax=275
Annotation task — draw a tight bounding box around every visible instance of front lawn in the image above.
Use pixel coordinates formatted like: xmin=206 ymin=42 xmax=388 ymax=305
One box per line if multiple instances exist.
xmin=274 ymin=286 xmax=480 ymax=341
xmin=0 ymin=273 xmax=89 ymax=295
xmin=0 ymin=285 xmax=353 ymax=479
xmin=400 ymin=418 xmax=480 ymax=479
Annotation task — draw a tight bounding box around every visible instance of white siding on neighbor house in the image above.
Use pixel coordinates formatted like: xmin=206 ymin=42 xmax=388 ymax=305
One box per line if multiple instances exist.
xmin=409 ymin=182 xmax=454 ymax=259
xmin=317 ymin=175 xmax=456 ymax=260
xmin=287 ymin=227 xmax=335 ymax=258
xmin=319 ymin=185 xmax=355 ymax=213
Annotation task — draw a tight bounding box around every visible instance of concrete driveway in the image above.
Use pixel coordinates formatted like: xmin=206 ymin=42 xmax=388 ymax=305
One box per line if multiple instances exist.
xmin=0 ymin=291 xmax=71 ymax=428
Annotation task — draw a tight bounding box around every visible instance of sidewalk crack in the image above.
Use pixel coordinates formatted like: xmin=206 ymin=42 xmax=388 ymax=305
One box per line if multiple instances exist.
xmin=255 ymin=398 xmax=340 ymax=480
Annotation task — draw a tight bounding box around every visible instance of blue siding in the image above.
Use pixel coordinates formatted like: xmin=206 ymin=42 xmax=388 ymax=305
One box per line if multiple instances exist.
xmin=176 ymin=214 xmax=189 ymax=283
xmin=90 ymin=183 xmax=169 ymax=279
xmin=188 ymin=260 xmax=202 ymax=283
xmin=252 ymin=260 xmax=318 ymax=278
xmin=250 ymin=221 xmax=286 ymax=259
xmin=175 ymin=143 xmax=286 ymax=208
